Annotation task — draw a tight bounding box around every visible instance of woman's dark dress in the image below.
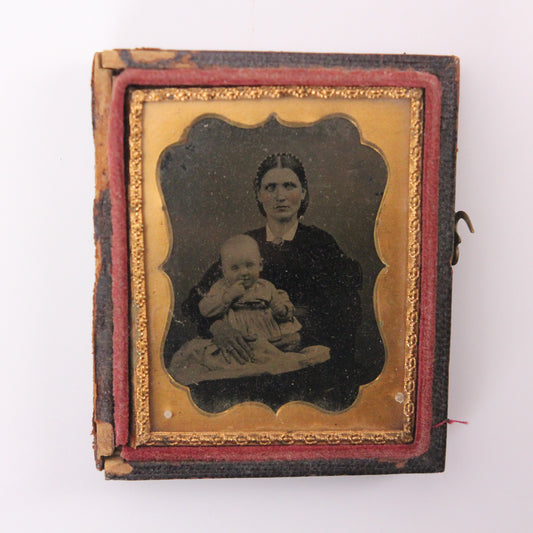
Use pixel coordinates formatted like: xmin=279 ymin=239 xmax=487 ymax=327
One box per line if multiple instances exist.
xmin=181 ymin=224 xmax=362 ymax=412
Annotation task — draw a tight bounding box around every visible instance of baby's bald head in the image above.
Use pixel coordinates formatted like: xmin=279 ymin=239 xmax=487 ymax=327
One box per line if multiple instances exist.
xmin=221 ymin=234 xmax=260 ymax=260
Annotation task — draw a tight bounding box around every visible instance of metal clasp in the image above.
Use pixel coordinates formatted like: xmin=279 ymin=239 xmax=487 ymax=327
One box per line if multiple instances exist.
xmin=453 ymin=211 xmax=475 ymax=265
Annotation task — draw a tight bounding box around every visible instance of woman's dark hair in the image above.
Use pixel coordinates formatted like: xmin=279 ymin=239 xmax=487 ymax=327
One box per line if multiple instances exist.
xmin=254 ymin=153 xmax=309 ymax=217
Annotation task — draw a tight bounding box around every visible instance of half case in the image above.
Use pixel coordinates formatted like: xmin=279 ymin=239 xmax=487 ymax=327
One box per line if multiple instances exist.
xmin=91 ymin=50 xmax=460 ymax=479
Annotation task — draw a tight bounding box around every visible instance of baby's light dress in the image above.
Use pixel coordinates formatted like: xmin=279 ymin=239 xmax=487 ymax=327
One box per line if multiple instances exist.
xmin=169 ymin=278 xmax=330 ymax=385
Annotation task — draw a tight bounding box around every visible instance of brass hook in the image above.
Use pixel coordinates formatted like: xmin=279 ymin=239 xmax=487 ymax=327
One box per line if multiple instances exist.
xmin=453 ymin=211 xmax=475 ymax=265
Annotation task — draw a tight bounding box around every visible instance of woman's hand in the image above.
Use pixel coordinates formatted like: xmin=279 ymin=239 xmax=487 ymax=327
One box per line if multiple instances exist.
xmin=209 ymin=320 xmax=255 ymax=363
xmin=271 ymin=300 xmax=290 ymax=320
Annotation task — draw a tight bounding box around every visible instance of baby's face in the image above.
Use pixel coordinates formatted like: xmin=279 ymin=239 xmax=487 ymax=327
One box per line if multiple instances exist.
xmin=221 ymin=242 xmax=262 ymax=289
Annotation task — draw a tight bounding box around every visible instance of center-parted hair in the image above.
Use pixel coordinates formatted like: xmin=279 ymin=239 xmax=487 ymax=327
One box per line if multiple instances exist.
xmin=254 ymin=153 xmax=309 ymax=218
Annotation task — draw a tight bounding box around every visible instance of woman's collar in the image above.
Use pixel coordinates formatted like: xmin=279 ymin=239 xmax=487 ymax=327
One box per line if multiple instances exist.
xmin=265 ymin=221 xmax=299 ymax=242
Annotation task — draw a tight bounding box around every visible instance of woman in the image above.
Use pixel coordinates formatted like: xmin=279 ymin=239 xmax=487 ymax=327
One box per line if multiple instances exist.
xmin=181 ymin=153 xmax=363 ymax=411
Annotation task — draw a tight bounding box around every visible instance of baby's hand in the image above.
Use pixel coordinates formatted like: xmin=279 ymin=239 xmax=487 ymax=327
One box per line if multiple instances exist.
xmin=223 ymin=281 xmax=247 ymax=304
xmin=271 ymin=300 xmax=290 ymax=319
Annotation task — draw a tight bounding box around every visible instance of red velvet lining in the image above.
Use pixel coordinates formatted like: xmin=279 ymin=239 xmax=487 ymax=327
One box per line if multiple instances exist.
xmin=109 ymin=78 xmax=130 ymax=446
xmin=108 ymin=66 xmax=441 ymax=461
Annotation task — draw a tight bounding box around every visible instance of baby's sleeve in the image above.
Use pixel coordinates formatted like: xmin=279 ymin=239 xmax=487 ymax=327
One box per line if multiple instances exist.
xmin=269 ymin=283 xmax=295 ymax=320
xmin=198 ymin=280 xmax=229 ymax=318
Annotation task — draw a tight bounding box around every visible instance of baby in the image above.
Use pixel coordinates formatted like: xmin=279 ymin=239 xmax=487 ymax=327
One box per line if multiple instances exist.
xmin=168 ymin=235 xmax=330 ymax=385
xmin=199 ymin=234 xmax=302 ymax=351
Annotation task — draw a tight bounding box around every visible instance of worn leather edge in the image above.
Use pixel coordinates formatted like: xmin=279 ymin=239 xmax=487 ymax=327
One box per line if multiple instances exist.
xmin=92 ymin=53 xmax=116 ymax=469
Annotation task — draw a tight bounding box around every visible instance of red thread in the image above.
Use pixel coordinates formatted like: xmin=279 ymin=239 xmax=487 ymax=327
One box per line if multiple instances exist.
xmin=433 ymin=418 xmax=468 ymax=428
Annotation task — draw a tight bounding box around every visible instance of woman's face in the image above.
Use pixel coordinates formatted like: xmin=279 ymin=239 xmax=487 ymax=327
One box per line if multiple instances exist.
xmin=257 ymin=168 xmax=306 ymax=224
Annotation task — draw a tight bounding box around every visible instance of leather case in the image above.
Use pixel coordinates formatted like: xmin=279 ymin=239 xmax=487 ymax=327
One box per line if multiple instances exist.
xmin=92 ymin=50 xmax=460 ymax=479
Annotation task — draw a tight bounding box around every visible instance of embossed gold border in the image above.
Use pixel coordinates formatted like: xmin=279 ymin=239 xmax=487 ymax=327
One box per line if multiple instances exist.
xmin=128 ymin=86 xmax=423 ymax=446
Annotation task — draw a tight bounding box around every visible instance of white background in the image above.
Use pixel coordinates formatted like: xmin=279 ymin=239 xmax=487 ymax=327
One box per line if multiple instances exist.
xmin=1 ymin=1 xmax=532 ymax=531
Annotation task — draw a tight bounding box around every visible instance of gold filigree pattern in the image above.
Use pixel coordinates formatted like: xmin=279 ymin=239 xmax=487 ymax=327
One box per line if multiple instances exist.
xmin=139 ymin=86 xmax=421 ymax=103
xmin=149 ymin=431 xmax=405 ymax=446
xmin=402 ymin=88 xmax=424 ymax=443
xmin=127 ymin=86 xmax=424 ymax=447
xmin=129 ymin=89 xmax=151 ymax=444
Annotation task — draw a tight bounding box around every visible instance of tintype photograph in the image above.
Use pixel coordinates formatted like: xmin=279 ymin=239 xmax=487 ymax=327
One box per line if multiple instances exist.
xmin=161 ymin=115 xmax=386 ymax=413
